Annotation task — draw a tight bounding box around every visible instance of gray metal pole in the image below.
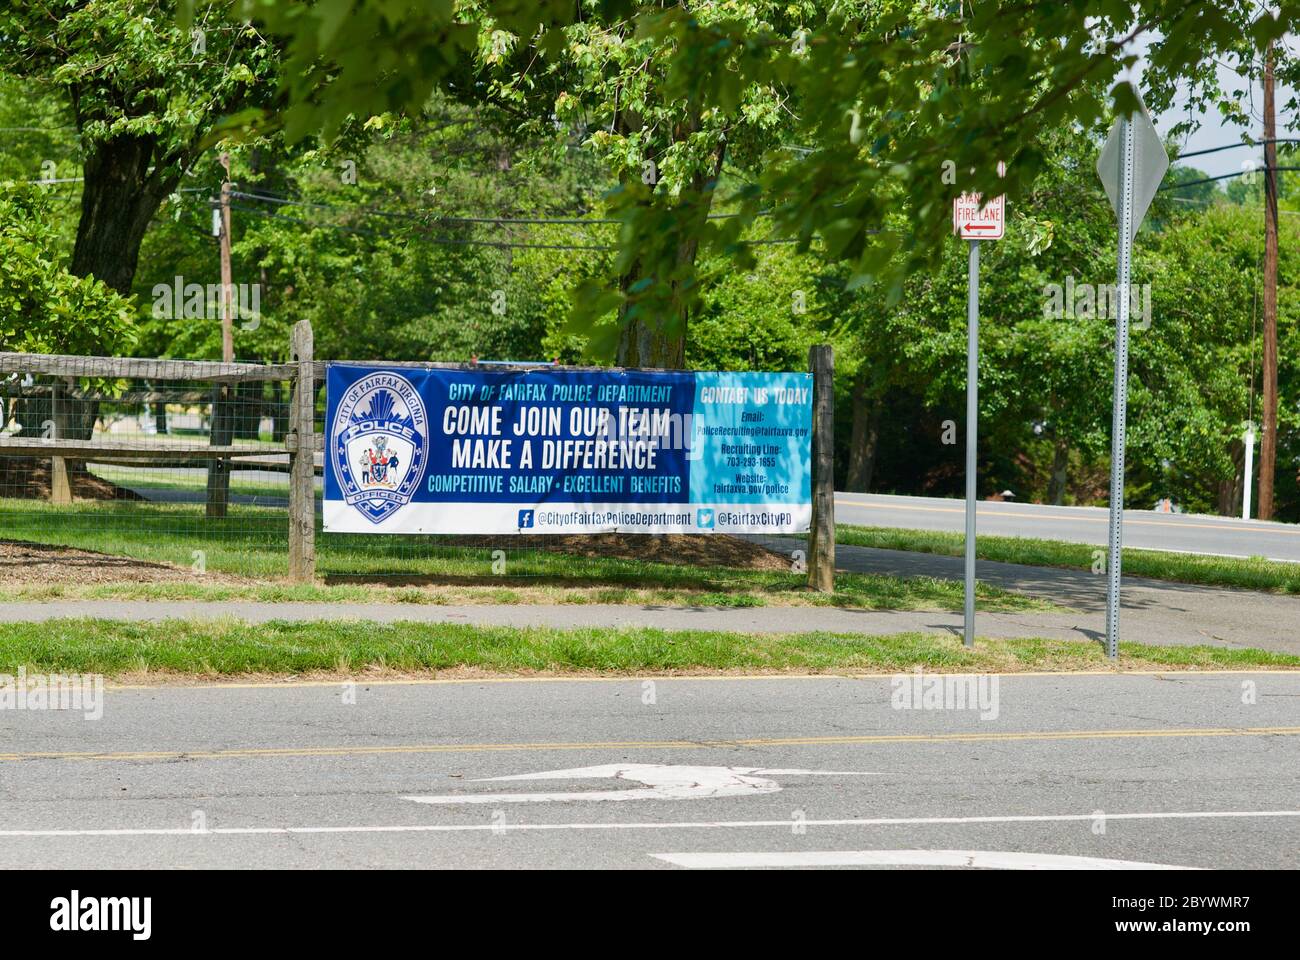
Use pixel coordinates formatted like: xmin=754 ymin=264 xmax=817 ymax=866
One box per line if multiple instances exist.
xmin=964 ymin=238 xmax=979 ymax=647
xmin=1105 ymin=117 xmax=1135 ymax=660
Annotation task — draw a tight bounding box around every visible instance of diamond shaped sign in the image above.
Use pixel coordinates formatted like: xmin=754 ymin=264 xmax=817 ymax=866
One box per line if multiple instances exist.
xmin=1097 ymin=96 xmax=1168 ymax=242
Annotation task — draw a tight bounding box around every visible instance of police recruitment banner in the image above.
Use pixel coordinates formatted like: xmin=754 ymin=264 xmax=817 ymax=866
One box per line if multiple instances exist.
xmin=323 ymin=364 xmax=812 ymax=534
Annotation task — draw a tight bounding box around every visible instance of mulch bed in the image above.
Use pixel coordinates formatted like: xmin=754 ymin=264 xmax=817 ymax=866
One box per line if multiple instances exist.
xmin=441 ymin=533 xmax=795 ymax=572
xmin=0 ymin=457 xmax=142 ymax=502
xmin=0 ymin=532 xmax=795 ymax=587
xmin=0 ymin=539 xmax=243 ymax=586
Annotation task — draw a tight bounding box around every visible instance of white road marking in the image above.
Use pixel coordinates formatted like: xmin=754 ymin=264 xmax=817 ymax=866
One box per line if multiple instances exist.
xmin=1 ymin=809 xmax=1298 ymax=838
xmin=651 ymin=850 xmax=1198 ymax=870
xmin=402 ymin=764 xmax=876 ymax=805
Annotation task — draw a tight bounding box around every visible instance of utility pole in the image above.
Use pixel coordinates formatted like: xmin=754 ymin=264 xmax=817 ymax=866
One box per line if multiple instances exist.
xmin=807 ymin=344 xmax=836 ymax=593
xmin=219 ymin=152 xmax=234 ymax=364
xmin=207 ymin=152 xmax=234 ymax=518
xmin=1258 ymin=43 xmax=1279 ymax=521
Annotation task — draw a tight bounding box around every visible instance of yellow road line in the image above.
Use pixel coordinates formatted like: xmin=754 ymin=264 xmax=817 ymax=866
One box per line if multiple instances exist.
xmin=5 ymin=726 xmax=1299 ymax=763
xmin=835 ymin=498 xmax=1300 ymax=537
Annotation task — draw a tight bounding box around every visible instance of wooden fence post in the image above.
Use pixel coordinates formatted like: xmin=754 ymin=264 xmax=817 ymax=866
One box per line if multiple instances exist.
xmin=205 ymin=383 xmax=232 ymax=518
xmin=49 ymin=381 xmax=72 ymax=505
xmin=288 ymin=320 xmax=316 ymax=582
xmin=807 ymin=344 xmax=835 ymax=592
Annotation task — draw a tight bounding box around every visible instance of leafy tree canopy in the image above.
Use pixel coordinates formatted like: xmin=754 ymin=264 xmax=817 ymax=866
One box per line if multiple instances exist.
xmin=198 ymin=1 xmax=1299 ymax=345
xmin=0 ymin=0 xmax=277 ymax=292
xmin=0 ymin=183 xmax=136 ymax=354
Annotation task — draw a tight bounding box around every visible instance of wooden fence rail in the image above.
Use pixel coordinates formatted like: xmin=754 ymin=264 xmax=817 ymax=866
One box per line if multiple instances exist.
xmin=0 ymin=320 xmax=317 ymax=582
xmin=0 ymin=437 xmax=299 ymax=460
xmin=0 ymin=353 xmax=297 ymax=383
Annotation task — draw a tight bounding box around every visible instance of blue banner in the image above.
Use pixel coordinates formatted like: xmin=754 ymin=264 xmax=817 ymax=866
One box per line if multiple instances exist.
xmin=323 ymin=364 xmax=812 ymax=534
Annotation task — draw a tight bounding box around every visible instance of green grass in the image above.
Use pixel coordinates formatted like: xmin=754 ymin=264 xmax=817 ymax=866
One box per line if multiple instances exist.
xmin=89 ymin=464 xmax=297 ymax=501
xmin=2 ymin=498 xmax=294 ymax=577
xmin=0 ymin=499 xmax=1047 ymax=612
xmin=835 ymin=524 xmax=1300 ymax=593
xmin=0 ymin=619 xmax=1293 ymax=677
xmin=5 ymin=574 xmax=1046 ymax=611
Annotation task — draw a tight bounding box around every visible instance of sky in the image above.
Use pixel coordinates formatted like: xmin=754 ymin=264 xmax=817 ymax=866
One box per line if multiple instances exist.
xmin=1143 ymin=34 xmax=1299 ymax=181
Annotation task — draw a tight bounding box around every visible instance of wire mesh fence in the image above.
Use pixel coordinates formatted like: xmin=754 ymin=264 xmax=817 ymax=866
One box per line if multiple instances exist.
xmin=0 ymin=354 xmax=300 ymax=584
xmin=0 ymin=338 xmax=811 ymax=594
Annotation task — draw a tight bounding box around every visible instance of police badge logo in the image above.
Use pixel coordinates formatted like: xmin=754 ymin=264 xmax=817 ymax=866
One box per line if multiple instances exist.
xmin=332 ymin=372 xmax=427 ymax=525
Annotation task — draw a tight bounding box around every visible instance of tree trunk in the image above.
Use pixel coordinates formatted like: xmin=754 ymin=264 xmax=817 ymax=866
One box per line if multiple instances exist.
xmin=232 ymin=381 xmax=263 ymax=441
xmin=1047 ymin=438 xmax=1070 ymax=505
xmin=70 ymin=134 xmax=179 ymax=295
xmin=61 ymin=133 xmax=181 ymax=470
xmin=271 ymin=380 xmax=289 ymax=443
xmin=846 ymin=375 xmax=882 ymax=492
xmin=615 ymin=145 xmax=725 ymax=369
xmin=63 ymin=389 xmax=99 ymax=442
xmin=17 ymin=380 xmax=99 ymax=442
xmin=616 ymin=256 xmax=688 ymax=368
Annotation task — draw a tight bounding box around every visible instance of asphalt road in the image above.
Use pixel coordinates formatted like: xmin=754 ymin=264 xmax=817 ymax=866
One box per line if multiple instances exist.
xmin=836 ymin=492 xmax=1300 ymax=563
xmin=1 ymin=673 xmax=1297 ymax=869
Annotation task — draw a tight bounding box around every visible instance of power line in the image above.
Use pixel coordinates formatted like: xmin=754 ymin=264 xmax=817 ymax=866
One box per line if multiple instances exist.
xmin=1167 ymin=195 xmax=1300 ymax=216
xmin=229 ymin=186 xmax=769 ymax=227
xmin=231 ymin=189 xmax=619 ymax=226
xmin=1176 ymin=138 xmax=1300 ymax=159
xmin=229 ymin=200 xmax=806 ymax=250
xmin=13 ymin=178 xmax=213 ymax=191
xmin=1158 ymin=166 xmax=1300 ymax=191
xmin=228 ymin=203 xmax=619 ymax=251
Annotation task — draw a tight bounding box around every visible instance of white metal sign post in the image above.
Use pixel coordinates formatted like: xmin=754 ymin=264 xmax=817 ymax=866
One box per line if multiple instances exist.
xmin=953 ymin=188 xmax=1004 ymax=648
xmin=1096 ymin=98 xmax=1168 ymax=660
xmin=1243 ymin=423 xmax=1257 ymax=520
xmin=1105 ymin=118 xmax=1135 ymax=663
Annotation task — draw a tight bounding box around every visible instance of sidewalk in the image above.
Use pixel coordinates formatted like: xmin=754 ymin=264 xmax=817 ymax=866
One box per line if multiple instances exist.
xmin=753 ymin=537 xmax=1300 ymax=654
xmin=4 ymin=536 xmax=1295 ymax=655
xmin=2 ymin=595 xmax=1293 ymax=654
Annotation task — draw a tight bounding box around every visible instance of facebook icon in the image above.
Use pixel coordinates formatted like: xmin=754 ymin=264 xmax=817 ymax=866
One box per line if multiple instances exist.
xmin=518 ymin=509 xmax=535 ymax=529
